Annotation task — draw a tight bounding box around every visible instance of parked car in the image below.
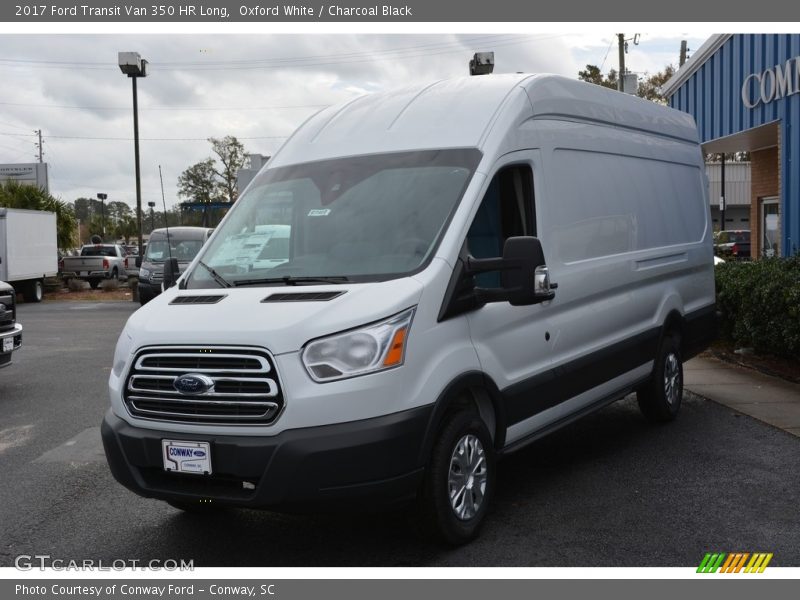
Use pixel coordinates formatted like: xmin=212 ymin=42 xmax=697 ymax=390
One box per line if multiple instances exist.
xmin=0 ymin=280 xmax=22 ymax=369
xmin=102 ymin=74 xmax=716 ymax=544
xmin=136 ymin=227 xmax=214 ymax=305
xmin=60 ymin=244 xmax=130 ymax=288
xmin=714 ymin=229 xmax=750 ymax=260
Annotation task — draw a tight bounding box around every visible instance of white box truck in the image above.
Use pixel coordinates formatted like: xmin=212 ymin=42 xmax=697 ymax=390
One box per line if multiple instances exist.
xmin=102 ymin=74 xmax=717 ymax=544
xmin=0 ymin=207 xmax=58 ymax=302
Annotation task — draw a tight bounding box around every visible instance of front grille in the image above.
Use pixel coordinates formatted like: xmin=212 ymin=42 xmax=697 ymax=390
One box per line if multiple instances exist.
xmin=124 ymin=346 xmax=283 ymax=425
xmin=0 ymin=292 xmax=15 ymax=332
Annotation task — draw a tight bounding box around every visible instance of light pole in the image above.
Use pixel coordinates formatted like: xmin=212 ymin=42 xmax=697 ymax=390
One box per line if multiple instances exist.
xmin=118 ymin=52 xmax=147 ymax=257
xmin=148 ymin=200 xmax=156 ymax=231
xmin=96 ymin=193 xmax=107 ymax=241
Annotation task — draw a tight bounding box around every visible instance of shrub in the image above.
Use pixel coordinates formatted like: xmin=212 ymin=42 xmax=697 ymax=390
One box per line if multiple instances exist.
xmin=100 ymin=278 xmax=120 ymax=292
xmin=67 ymin=278 xmax=89 ymax=291
xmin=715 ymin=256 xmax=800 ymax=357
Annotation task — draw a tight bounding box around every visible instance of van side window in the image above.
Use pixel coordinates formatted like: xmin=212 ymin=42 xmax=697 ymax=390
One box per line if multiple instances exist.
xmin=466 ymin=165 xmax=535 ymax=287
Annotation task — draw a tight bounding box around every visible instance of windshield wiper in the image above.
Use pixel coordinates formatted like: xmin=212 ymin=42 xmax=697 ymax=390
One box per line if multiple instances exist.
xmin=196 ymin=261 xmax=232 ymax=288
xmin=233 ymin=275 xmax=350 ymax=287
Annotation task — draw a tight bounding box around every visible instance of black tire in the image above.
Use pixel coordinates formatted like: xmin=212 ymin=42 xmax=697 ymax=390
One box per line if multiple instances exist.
xmin=26 ymin=280 xmax=44 ymax=303
xmin=138 ymin=288 xmax=153 ymax=305
xmin=637 ymin=333 xmax=683 ymax=423
xmin=417 ymin=409 xmax=496 ymax=545
xmin=88 ymin=279 xmax=100 ymax=289
xmin=166 ymin=499 xmax=224 ymax=514
xmin=110 ymin=268 xmax=119 ymax=281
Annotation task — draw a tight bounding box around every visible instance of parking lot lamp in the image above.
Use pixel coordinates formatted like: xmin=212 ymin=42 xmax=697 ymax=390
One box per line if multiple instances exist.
xmin=118 ymin=52 xmax=147 ymax=257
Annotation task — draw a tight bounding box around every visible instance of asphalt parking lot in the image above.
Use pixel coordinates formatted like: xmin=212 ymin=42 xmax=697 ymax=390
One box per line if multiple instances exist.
xmin=1 ymin=300 xmax=799 ymax=567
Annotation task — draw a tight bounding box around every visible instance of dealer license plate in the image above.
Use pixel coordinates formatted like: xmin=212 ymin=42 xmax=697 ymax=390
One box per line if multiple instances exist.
xmin=2 ymin=338 xmax=12 ymax=352
xmin=162 ymin=440 xmax=212 ymax=475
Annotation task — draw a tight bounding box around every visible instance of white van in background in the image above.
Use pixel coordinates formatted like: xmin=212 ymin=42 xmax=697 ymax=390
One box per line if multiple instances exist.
xmin=103 ymin=74 xmax=716 ymax=544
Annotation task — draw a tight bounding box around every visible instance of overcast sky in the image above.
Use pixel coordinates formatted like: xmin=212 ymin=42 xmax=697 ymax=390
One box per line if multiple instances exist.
xmin=0 ymin=31 xmax=711 ymax=211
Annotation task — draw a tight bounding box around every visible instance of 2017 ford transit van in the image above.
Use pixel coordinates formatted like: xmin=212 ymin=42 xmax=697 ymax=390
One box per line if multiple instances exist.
xmin=102 ymin=74 xmax=716 ymax=544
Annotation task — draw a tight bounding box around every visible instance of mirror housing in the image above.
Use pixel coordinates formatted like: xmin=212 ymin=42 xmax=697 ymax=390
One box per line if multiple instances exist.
xmin=162 ymin=257 xmax=180 ymax=290
xmin=468 ymin=236 xmax=554 ymax=306
xmin=135 ymin=256 xmax=142 ymax=268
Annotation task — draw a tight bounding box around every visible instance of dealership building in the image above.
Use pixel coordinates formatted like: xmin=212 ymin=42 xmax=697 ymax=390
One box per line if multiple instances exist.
xmin=663 ymin=33 xmax=800 ymax=258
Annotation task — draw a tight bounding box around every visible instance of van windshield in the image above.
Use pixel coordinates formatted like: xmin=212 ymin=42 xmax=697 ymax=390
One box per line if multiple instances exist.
xmin=186 ymin=149 xmax=481 ymax=287
xmin=145 ymin=239 xmax=205 ymax=263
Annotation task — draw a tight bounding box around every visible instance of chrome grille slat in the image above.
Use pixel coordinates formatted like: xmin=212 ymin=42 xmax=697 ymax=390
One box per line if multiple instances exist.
xmin=128 ymin=374 xmax=278 ymax=398
xmin=124 ymin=346 xmax=283 ymax=425
xmin=134 ymin=352 xmax=271 ymax=373
xmin=128 ymin=395 xmax=279 ymax=408
xmin=131 ymin=405 xmax=277 ymax=420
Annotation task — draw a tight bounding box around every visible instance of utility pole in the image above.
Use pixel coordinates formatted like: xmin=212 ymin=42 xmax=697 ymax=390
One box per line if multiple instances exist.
xmin=35 ymin=129 xmax=43 ymax=163
xmin=617 ymin=33 xmax=625 ymax=91
xmin=680 ymin=40 xmax=688 ymax=67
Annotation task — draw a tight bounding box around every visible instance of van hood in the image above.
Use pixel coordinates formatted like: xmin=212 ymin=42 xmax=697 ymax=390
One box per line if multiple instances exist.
xmin=125 ymin=278 xmax=424 ymax=355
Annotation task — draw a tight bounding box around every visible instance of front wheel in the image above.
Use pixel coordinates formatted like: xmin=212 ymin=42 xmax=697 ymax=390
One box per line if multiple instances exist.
xmin=637 ymin=334 xmax=683 ymax=423
xmin=418 ymin=409 xmax=496 ymax=545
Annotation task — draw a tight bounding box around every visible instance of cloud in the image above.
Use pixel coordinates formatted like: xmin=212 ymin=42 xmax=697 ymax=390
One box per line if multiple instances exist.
xmin=0 ymin=32 xmax=711 ymax=216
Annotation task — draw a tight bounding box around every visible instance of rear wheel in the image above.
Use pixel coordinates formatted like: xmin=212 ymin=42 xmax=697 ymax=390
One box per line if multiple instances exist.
xmin=88 ymin=279 xmax=100 ymax=289
xmin=637 ymin=333 xmax=683 ymax=423
xmin=26 ymin=279 xmax=44 ymax=303
xmin=418 ymin=409 xmax=496 ymax=545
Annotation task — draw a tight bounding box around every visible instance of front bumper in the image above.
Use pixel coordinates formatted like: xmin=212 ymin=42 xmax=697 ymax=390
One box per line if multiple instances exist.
xmin=0 ymin=323 xmax=23 ymax=368
xmin=101 ymin=405 xmax=431 ymax=511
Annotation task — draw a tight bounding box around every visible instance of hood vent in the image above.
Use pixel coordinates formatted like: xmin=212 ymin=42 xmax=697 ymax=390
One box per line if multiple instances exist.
xmin=261 ymin=291 xmax=345 ymax=303
xmin=170 ymin=295 xmax=227 ymax=305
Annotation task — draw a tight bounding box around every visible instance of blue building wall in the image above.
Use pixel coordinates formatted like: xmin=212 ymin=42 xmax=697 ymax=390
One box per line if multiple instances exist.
xmin=669 ymin=34 xmax=800 ymax=256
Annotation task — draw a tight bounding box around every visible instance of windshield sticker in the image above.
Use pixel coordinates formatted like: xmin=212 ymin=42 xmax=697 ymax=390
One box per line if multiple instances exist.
xmin=307 ymin=209 xmax=331 ymax=216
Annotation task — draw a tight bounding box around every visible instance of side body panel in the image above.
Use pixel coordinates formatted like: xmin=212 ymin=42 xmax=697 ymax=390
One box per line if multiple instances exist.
xmin=0 ymin=208 xmax=58 ymax=282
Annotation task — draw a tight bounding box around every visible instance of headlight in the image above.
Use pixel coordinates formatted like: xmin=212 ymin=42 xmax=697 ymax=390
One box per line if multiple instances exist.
xmin=302 ymin=307 xmax=415 ymax=382
xmin=139 ymin=268 xmax=150 ymax=279
xmin=111 ymin=327 xmax=134 ymax=377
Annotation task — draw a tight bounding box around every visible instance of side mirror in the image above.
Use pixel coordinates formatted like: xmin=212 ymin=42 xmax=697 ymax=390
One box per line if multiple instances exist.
xmin=135 ymin=256 xmax=142 ymax=268
xmin=468 ymin=236 xmax=555 ymax=306
xmin=162 ymin=257 xmax=180 ymax=289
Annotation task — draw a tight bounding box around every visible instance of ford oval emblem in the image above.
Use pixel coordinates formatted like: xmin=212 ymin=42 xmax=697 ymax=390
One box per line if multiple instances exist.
xmin=173 ymin=373 xmax=215 ymax=395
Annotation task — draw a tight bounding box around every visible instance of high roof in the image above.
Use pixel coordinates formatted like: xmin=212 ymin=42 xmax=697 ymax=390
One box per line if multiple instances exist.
xmin=268 ymin=73 xmax=700 ymax=168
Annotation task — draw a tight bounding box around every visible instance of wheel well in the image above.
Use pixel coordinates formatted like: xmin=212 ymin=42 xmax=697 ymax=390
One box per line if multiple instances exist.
xmin=418 ymin=373 xmax=507 ymax=467
xmin=661 ymin=310 xmax=685 ymax=352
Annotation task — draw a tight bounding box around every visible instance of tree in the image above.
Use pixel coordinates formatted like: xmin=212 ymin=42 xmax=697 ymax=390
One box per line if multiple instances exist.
xmin=177 ymin=158 xmax=219 ymax=204
xmin=578 ymin=65 xmax=618 ymax=90
xmin=0 ymin=180 xmax=76 ymax=249
xmin=210 ymin=136 xmax=247 ymax=203
xmin=114 ymin=215 xmax=138 ymax=244
xmin=578 ymin=64 xmax=675 ymax=104
xmin=637 ymin=65 xmax=675 ymax=104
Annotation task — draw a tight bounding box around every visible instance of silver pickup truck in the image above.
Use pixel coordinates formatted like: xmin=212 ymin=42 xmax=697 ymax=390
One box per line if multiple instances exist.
xmin=0 ymin=281 xmax=22 ymax=369
xmin=60 ymin=244 xmax=130 ymax=289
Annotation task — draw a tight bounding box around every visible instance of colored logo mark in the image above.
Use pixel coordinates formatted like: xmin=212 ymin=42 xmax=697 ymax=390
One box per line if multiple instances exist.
xmin=697 ymin=552 xmax=773 ymax=573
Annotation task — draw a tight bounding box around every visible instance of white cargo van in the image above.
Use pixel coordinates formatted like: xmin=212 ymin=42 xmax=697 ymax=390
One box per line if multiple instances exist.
xmin=102 ymin=74 xmax=716 ymax=544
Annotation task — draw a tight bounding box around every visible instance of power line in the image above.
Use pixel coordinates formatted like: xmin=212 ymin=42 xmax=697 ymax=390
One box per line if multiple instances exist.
xmin=0 ymin=131 xmax=288 ymax=141
xmin=0 ymin=33 xmax=560 ymax=73
xmin=45 ymin=134 xmax=289 ymax=141
xmin=0 ymin=100 xmax=329 ymax=111
xmin=599 ymin=38 xmax=615 ymax=72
